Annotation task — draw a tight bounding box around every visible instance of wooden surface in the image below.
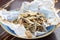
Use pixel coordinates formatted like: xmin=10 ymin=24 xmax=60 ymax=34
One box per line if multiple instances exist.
xmin=0 ymin=0 xmax=60 ymax=40
xmin=0 ymin=0 xmax=11 ymax=7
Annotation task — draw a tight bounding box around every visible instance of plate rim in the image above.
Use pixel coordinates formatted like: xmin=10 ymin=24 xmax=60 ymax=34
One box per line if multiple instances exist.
xmin=0 ymin=22 xmax=56 ymax=39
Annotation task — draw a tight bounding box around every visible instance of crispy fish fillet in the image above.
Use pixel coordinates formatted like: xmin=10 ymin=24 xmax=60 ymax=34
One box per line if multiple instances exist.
xmin=25 ymin=30 xmax=33 ymax=38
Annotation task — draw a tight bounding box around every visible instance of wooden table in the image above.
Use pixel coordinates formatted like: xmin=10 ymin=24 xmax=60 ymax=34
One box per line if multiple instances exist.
xmin=0 ymin=0 xmax=60 ymax=40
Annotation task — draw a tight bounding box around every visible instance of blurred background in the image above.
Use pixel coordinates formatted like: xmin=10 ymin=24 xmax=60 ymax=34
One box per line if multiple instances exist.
xmin=0 ymin=0 xmax=60 ymax=40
